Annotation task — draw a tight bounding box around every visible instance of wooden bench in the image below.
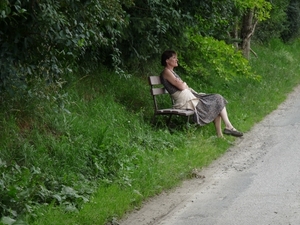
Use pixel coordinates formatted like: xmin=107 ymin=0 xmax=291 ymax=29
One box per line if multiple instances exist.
xmin=148 ymin=76 xmax=195 ymax=126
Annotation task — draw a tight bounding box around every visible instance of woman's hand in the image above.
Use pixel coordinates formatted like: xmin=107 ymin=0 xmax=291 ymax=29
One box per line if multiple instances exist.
xmin=182 ymin=81 xmax=189 ymax=89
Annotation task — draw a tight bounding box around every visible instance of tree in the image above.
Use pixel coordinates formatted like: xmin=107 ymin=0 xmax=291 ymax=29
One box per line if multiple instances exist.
xmin=234 ymin=0 xmax=272 ymax=58
xmin=176 ymin=0 xmax=272 ymax=59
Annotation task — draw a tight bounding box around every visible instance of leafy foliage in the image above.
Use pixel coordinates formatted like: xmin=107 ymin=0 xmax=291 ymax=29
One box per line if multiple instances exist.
xmin=235 ymin=0 xmax=271 ymax=21
xmin=255 ymin=0 xmax=289 ymax=42
xmin=0 ymin=0 xmax=133 ymax=97
xmin=0 ymin=158 xmax=92 ymax=224
xmin=0 ymin=0 xmax=277 ymax=98
xmin=281 ymin=0 xmax=300 ymax=42
xmin=118 ymin=0 xmax=192 ymax=70
xmin=179 ymin=0 xmax=237 ymax=40
xmin=178 ymin=34 xmax=256 ymax=81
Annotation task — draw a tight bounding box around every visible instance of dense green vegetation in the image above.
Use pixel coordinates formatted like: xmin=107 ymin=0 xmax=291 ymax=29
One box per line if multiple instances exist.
xmin=1 ymin=0 xmax=300 ymax=96
xmin=2 ymin=0 xmax=300 ymax=224
xmin=1 ymin=39 xmax=300 ymax=225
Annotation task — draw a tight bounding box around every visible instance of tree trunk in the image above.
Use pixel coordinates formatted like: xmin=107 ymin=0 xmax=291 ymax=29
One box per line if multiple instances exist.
xmin=233 ymin=16 xmax=239 ymax=49
xmin=240 ymin=9 xmax=258 ymax=59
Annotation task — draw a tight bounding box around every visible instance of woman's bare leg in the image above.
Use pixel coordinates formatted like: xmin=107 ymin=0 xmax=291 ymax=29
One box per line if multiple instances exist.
xmin=215 ymin=107 xmax=242 ymax=137
xmin=214 ymin=115 xmax=223 ymax=137
xmin=219 ymin=107 xmax=243 ymax=136
xmin=219 ymin=107 xmax=234 ymax=130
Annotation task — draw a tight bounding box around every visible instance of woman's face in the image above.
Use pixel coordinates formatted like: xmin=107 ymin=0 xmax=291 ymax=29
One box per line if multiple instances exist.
xmin=166 ymin=54 xmax=178 ymax=67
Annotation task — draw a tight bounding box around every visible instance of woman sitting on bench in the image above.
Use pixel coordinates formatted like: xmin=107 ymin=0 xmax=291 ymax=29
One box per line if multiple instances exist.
xmin=160 ymin=50 xmax=243 ymax=138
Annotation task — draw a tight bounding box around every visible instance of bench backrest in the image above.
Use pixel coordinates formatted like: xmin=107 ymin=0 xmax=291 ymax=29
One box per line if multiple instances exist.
xmin=148 ymin=76 xmax=172 ymax=112
xmin=148 ymin=76 xmax=195 ymax=125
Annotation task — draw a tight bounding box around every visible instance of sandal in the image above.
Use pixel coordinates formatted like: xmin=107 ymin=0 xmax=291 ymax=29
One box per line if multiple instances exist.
xmin=223 ymin=128 xmax=243 ymax=137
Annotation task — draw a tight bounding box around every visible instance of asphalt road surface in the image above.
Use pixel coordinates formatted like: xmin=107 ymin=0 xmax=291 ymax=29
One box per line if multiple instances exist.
xmin=120 ymin=85 xmax=300 ymax=225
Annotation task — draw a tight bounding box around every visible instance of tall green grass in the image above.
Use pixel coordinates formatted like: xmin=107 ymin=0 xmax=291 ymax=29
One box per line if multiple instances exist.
xmin=1 ymin=39 xmax=300 ymax=225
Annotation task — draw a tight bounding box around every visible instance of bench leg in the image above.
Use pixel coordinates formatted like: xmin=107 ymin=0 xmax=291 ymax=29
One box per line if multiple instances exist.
xmin=185 ymin=115 xmax=192 ymax=128
xmin=187 ymin=115 xmax=191 ymax=123
xmin=166 ymin=114 xmax=173 ymax=126
xmin=151 ymin=115 xmax=157 ymax=124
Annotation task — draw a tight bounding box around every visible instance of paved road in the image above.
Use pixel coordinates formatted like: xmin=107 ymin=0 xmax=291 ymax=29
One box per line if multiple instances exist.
xmin=156 ymin=86 xmax=300 ymax=225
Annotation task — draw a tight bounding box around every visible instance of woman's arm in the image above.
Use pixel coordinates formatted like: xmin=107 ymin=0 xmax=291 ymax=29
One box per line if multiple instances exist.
xmin=162 ymin=70 xmax=188 ymax=90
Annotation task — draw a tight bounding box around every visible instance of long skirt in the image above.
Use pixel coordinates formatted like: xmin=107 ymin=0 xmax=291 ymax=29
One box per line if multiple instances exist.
xmin=192 ymin=93 xmax=228 ymax=126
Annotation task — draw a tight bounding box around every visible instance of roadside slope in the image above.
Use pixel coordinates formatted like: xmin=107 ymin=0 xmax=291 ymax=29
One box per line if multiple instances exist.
xmin=119 ymin=84 xmax=300 ymax=225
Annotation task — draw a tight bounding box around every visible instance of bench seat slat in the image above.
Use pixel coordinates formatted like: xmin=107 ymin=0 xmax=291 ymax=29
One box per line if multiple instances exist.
xmin=156 ymin=109 xmax=194 ymax=116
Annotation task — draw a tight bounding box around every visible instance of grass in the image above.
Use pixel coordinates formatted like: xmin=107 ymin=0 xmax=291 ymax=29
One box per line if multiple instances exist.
xmin=1 ymin=38 xmax=300 ymax=225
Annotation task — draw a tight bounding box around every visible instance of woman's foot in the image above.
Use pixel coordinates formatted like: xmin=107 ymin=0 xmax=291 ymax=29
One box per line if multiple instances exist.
xmin=223 ymin=128 xmax=243 ymax=137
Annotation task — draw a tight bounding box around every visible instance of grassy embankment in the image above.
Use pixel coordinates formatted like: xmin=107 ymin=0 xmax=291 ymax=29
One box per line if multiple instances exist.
xmin=1 ymin=39 xmax=300 ymax=225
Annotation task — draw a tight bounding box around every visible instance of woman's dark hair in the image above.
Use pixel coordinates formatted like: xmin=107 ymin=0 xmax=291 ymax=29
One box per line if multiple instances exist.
xmin=161 ymin=50 xmax=176 ymax=66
